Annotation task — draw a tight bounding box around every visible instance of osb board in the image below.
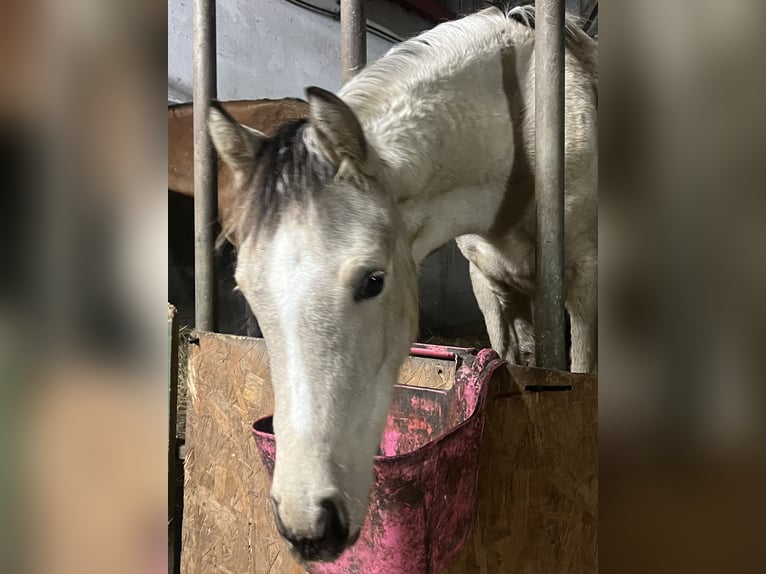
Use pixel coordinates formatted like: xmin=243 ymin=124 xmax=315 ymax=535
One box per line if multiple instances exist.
xmin=181 ymin=332 xmax=596 ymax=574
xmin=444 ymin=365 xmax=597 ymax=574
xmin=398 ymin=356 xmax=455 ymax=390
xmin=181 ymin=332 xmax=452 ymax=574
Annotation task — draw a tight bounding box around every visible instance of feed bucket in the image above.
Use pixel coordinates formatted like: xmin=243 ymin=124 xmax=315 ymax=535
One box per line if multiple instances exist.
xmin=252 ymin=346 xmax=505 ymax=573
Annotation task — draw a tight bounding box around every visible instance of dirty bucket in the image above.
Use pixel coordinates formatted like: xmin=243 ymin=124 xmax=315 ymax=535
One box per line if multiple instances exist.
xmin=251 ymin=345 xmax=506 ymax=574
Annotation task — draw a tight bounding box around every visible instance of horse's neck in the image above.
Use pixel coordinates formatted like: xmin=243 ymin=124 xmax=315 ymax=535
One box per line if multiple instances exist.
xmin=359 ymin=91 xmax=512 ymax=264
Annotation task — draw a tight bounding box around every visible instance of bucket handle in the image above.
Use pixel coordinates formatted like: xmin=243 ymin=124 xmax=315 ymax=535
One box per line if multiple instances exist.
xmin=409 ymin=343 xmax=477 ymax=361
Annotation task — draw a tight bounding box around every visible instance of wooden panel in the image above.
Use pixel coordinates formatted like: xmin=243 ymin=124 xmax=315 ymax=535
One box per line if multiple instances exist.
xmin=181 ymin=333 xmax=597 ymax=573
xmin=398 ymin=355 xmax=455 ymax=390
xmin=181 ymin=332 xmax=304 ymax=574
xmin=445 ymin=366 xmax=598 ymax=574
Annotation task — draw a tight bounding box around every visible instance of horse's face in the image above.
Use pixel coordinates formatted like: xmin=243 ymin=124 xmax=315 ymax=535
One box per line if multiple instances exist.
xmin=209 ymin=88 xmax=418 ymax=562
xmin=237 ymin=191 xmax=417 ymax=561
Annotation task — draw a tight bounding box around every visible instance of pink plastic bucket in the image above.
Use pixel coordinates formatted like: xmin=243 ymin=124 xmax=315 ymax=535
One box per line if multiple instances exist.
xmin=251 ymin=346 xmax=505 ymax=574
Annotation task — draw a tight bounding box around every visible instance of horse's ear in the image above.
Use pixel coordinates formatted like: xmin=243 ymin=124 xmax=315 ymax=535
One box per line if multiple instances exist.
xmin=306 ymin=86 xmax=366 ymax=165
xmin=208 ymin=103 xmax=266 ymax=177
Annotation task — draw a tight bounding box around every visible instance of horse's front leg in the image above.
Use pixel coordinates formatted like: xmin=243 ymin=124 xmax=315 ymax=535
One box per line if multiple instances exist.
xmin=467 ymin=261 xmax=519 ymax=362
xmin=459 ymin=235 xmax=536 ymax=366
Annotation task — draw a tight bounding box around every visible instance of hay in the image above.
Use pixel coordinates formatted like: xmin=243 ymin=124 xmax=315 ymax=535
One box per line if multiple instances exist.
xmin=176 ymin=325 xmax=192 ymax=441
xmin=421 ymin=334 xmax=491 ymax=349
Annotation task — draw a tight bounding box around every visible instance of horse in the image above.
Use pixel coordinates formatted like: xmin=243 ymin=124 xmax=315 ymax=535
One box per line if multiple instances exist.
xmin=208 ymin=4 xmax=597 ymax=562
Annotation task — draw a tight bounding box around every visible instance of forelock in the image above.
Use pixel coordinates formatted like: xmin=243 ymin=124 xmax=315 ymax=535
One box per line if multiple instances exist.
xmin=236 ymin=118 xmax=337 ymax=239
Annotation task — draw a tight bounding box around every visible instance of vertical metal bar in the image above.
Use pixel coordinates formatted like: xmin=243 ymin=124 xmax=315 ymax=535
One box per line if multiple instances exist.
xmin=534 ymin=0 xmax=567 ymax=370
xmin=340 ymin=0 xmax=367 ymax=83
xmin=192 ymin=0 xmax=217 ymax=331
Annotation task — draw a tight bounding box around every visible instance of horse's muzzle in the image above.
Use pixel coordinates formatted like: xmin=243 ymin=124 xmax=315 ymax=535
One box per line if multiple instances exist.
xmin=275 ymin=497 xmax=351 ymax=563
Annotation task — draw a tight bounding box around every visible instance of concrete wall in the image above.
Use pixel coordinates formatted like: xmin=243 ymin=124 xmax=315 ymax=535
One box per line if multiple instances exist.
xmin=169 ymin=0 xmax=417 ymax=102
xmin=168 ymin=0 xmax=486 ymax=337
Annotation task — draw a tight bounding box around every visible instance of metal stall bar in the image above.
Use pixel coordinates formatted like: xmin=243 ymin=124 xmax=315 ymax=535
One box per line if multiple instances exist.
xmin=340 ymin=0 xmax=367 ymax=83
xmin=534 ymin=0 xmax=567 ymax=370
xmin=192 ymin=0 xmax=218 ymax=331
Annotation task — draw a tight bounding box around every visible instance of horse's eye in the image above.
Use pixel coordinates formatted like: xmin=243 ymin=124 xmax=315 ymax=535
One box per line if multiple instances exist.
xmin=355 ymin=271 xmax=385 ymax=301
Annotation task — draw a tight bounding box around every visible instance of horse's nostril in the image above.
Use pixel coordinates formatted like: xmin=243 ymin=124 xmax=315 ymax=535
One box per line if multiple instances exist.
xmin=274 ymin=498 xmax=350 ymax=562
xmin=318 ymin=497 xmax=349 ymax=548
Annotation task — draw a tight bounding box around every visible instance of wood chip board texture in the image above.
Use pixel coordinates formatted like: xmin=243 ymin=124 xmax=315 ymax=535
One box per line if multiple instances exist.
xmin=181 ymin=331 xmax=596 ymax=574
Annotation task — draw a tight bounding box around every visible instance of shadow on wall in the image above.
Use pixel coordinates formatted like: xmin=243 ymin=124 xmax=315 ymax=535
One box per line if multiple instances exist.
xmin=169 ymin=191 xmax=485 ymax=339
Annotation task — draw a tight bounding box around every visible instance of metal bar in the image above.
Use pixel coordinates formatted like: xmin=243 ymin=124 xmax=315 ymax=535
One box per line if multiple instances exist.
xmin=410 ymin=343 xmax=478 ymax=360
xmin=410 ymin=344 xmax=457 ymax=360
xmin=534 ymin=0 xmax=567 ymax=370
xmin=192 ymin=0 xmax=217 ymax=331
xmin=340 ymin=0 xmax=367 ymax=83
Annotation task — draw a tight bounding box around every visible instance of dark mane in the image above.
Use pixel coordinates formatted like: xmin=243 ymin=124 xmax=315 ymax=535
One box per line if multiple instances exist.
xmin=243 ymin=118 xmax=336 ymax=232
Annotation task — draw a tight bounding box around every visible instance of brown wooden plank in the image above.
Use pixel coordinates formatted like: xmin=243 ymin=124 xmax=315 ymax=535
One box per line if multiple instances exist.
xmin=445 ymin=365 xmax=598 ymax=574
xmin=398 ymin=355 xmax=455 ymax=390
xmin=181 ymin=332 xmax=305 ymax=574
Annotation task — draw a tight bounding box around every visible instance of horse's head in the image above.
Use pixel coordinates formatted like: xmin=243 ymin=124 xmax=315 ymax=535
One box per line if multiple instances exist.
xmin=209 ymin=88 xmax=418 ymax=562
